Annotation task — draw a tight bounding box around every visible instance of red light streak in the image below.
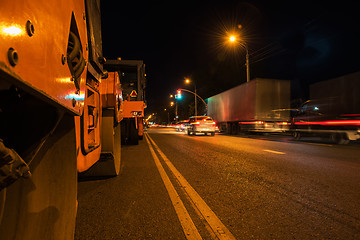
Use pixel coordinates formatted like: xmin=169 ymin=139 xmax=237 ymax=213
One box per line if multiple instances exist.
xmin=239 ymin=121 xmax=264 ymax=125
xmin=294 ymin=120 xmax=360 ymax=126
xmin=340 ymin=114 xmax=360 ymax=117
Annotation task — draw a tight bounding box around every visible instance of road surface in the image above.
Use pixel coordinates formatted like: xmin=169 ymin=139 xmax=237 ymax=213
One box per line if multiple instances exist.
xmin=75 ymin=127 xmax=360 ymax=239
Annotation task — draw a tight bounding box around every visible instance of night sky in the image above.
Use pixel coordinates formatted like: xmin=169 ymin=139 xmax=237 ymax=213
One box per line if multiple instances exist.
xmin=101 ymin=0 xmax=360 ymax=118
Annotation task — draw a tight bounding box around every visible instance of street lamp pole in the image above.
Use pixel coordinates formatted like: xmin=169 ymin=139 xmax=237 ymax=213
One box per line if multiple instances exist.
xmin=175 ymin=100 xmax=178 ymax=120
xmin=185 ymin=78 xmax=197 ymax=116
xmin=177 ymin=88 xmax=207 ymax=115
xmin=245 ymin=44 xmax=250 ymax=83
xmin=229 ymin=35 xmax=250 ymax=83
xmin=194 ymin=84 xmax=197 ymax=116
xmin=170 ymin=95 xmax=179 ymax=121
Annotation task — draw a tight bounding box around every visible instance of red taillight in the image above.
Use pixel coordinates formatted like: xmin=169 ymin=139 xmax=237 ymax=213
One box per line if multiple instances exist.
xmin=294 ymin=120 xmax=360 ymax=126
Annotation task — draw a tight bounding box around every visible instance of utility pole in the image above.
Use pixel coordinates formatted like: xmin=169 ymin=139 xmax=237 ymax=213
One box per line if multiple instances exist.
xmin=175 ymin=100 xmax=178 ymax=120
xmin=194 ymin=85 xmax=197 ymax=116
xmin=229 ymin=35 xmax=250 ymax=83
xmin=245 ymin=44 xmax=250 ymax=83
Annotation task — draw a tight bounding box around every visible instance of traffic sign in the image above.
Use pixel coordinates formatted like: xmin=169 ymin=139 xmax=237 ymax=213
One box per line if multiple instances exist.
xmin=130 ymin=90 xmax=137 ymax=98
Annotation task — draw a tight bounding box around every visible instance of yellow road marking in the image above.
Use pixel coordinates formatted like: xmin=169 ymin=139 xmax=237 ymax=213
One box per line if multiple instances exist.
xmin=146 ymin=133 xmax=236 ymax=240
xmin=144 ymin=134 xmax=202 ymax=240
xmin=263 ymin=149 xmax=286 ymax=155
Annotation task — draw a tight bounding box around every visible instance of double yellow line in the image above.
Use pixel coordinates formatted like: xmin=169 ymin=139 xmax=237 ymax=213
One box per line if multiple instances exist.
xmin=145 ymin=133 xmax=236 ymax=240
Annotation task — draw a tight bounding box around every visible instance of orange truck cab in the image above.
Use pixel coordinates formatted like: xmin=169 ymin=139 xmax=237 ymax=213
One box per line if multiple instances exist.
xmin=104 ymin=59 xmax=146 ymax=145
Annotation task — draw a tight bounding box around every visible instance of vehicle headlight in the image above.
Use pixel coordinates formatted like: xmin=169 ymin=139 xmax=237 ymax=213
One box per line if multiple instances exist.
xmin=131 ymin=111 xmax=142 ymax=116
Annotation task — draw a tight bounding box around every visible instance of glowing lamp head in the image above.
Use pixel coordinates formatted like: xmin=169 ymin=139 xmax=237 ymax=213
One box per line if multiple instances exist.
xmin=229 ymin=36 xmax=236 ymax=42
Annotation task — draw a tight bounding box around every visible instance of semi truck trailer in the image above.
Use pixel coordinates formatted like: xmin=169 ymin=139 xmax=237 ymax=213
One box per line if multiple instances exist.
xmin=291 ymin=72 xmax=360 ymax=144
xmin=207 ymin=78 xmax=291 ymax=134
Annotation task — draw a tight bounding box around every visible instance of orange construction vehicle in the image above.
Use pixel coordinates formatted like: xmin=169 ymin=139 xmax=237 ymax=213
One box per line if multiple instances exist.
xmin=0 ymin=0 xmax=126 ymax=239
xmin=105 ymin=59 xmax=146 ymax=145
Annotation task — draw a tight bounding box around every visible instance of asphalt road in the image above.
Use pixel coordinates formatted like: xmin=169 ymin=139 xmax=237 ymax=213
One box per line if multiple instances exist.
xmin=75 ymin=128 xmax=360 ymax=239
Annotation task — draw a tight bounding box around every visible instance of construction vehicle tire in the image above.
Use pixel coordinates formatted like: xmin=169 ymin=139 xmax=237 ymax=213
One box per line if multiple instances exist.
xmin=80 ymin=109 xmax=121 ymax=177
xmin=0 ymin=115 xmax=77 ymax=240
xmin=129 ymin=119 xmax=139 ymax=145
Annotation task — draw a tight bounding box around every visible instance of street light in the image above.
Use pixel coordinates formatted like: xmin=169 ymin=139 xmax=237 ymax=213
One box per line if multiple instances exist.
xmin=185 ymin=78 xmax=197 ymax=116
xmin=228 ymin=35 xmax=250 ymax=83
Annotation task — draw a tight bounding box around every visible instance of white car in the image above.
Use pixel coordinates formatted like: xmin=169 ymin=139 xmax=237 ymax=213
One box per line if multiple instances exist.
xmin=185 ymin=116 xmax=216 ymax=136
xmin=175 ymin=120 xmax=189 ymax=132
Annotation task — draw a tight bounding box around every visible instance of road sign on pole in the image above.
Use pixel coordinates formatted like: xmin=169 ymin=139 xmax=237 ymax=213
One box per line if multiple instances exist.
xmin=130 ymin=90 xmax=137 ymax=98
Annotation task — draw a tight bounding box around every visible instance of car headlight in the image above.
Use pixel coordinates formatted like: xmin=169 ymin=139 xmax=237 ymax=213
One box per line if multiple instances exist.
xmin=131 ymin=111 xmax=142 ymax=116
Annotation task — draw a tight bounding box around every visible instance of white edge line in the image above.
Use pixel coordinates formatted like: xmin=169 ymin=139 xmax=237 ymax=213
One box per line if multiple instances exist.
xmin=144 ymin=134 xmax=202 ymax=240
xmin=146 ymin=133 xmax=236 ymax=240
xmin=263 ymin=149 xmax=286 ymax=155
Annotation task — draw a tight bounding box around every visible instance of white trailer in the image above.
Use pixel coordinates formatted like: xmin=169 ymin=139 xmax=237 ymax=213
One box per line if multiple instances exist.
xmin=207 ymin=78 xmax=291 ymax=134
xmin=291 ymin=71 xmax=360 ymax=143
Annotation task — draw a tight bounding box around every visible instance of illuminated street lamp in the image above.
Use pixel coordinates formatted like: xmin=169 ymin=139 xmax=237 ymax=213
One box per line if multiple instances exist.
xmin=185 ymin=78 xmax=197 ymax=116
xmin=228 ymin=35 xmax=250 ymax=83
